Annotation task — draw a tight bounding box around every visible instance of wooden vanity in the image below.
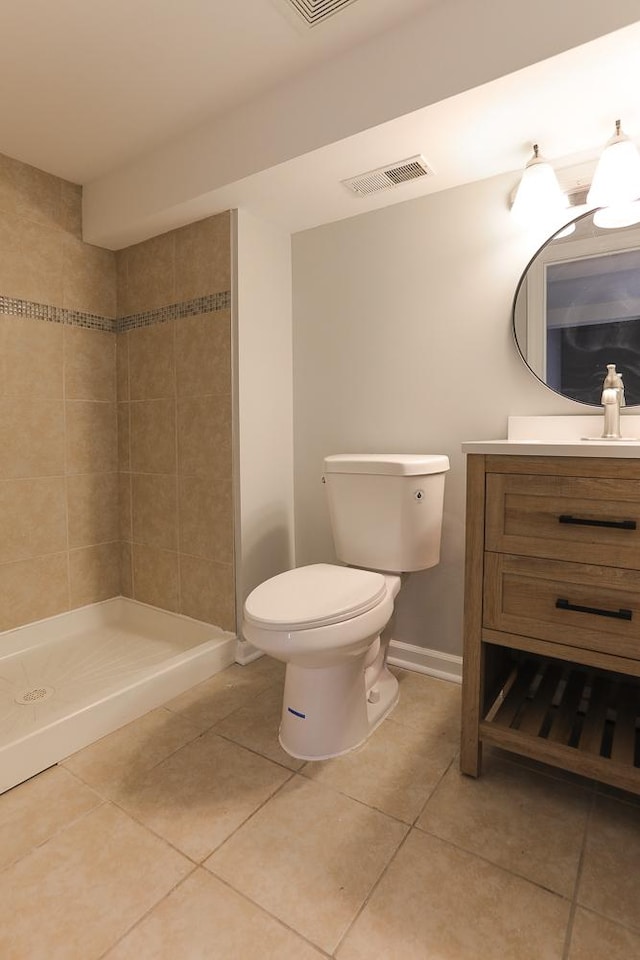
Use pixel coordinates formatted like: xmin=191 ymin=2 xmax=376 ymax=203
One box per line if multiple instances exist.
xmin=461 ymin=445 xmax=640 ymax=795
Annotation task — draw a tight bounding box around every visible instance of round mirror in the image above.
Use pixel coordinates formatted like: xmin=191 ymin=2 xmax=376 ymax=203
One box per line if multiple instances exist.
xmin=513 ymin=209 xmax=640 ymax=406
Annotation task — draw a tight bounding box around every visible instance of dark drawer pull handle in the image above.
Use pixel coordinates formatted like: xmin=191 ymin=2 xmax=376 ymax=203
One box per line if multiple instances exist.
xmin=555 ymin=598 xmax=633 ymax=621
xmin=558 ymin=514 xmax=636 ymax=530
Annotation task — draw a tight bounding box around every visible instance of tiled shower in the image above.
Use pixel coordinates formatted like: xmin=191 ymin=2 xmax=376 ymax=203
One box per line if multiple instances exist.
xmin=0 ymin=151 xmax=235 ymax=637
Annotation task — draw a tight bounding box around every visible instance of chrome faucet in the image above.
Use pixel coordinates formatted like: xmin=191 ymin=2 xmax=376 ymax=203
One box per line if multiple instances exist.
xmin=600 ymin=363 xmax=625 ymax=439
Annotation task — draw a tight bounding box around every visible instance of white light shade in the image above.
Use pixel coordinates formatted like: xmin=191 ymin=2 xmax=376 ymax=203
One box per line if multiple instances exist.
xmin=593 ymin=200 xmax=640 ymax=229
xmin=511 ymin=146 xmax=567 ymax=226
xmin=587 ymin=121 xmax=640 ymax=208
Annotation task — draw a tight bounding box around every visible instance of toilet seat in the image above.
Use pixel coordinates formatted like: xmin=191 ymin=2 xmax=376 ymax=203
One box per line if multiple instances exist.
xmin=243 ymin=563 xmax=387 ymax=631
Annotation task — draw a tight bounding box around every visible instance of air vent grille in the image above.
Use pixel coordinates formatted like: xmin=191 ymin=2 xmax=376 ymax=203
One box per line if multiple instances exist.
xmin=342 ymin=156 xmax=435 ymax=197
xmin=285 ymin=0 xmax=359 ymax=27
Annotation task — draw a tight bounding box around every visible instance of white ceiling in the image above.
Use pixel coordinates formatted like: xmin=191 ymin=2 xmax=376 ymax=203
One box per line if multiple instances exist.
xmin=0 ymin=0 xmax=440 ymax=183
xmin=2 ymin=0 xmax=639 ymax=245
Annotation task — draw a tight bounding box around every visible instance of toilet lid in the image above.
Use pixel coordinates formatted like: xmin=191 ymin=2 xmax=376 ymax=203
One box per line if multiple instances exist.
xmin=244 ymin=563 xmax=387 ymax=631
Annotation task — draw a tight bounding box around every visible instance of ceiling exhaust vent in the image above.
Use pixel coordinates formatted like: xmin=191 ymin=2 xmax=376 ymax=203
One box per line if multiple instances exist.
xmin=283 ymin=0 xmax=360 ymax=27
xmin=342 ymin=156 xmax=435 ymax=197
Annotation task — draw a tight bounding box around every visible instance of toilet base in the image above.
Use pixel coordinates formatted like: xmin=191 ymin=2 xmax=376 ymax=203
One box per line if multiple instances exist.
xmin=279 ymin=658 xmax=399 ymax=761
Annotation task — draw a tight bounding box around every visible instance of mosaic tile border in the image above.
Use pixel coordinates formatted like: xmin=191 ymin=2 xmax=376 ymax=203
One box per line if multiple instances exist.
xmin=0 ymin=296 xmax=116 ymax=333
xmin=0 ymin=291 xmax=231 ymax=335
xmin=117 ymin=291 xmax=231 ymax=333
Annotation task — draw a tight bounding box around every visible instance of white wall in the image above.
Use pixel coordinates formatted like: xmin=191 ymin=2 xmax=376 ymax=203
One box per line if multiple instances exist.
xmin=292 ymin=172 xmax=582 ymax=661
xmin=234 ymin=209 xmax=294 ymax=660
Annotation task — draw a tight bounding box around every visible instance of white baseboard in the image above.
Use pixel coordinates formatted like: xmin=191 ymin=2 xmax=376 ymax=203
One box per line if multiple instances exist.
xmin=236 ymin=637 xmax=462 ymax=681
xmin=387 ymin=640 xmax=462 ymax=684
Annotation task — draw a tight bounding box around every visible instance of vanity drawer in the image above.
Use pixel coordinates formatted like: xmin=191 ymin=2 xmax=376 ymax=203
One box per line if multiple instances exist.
xmin=485 ymin=473 xmax=640 ymax=568
xmin=483 ymin=553 xmax=640 ymax=660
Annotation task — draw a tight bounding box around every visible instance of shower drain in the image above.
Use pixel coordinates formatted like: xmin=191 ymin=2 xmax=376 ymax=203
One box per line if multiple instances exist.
xmin=14 ymin=685 xmax=55 ymax=705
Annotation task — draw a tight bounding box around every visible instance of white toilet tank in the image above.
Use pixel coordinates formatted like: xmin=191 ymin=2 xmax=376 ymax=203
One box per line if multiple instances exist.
xmin=323 ymin=454 xmax=449 ymax=573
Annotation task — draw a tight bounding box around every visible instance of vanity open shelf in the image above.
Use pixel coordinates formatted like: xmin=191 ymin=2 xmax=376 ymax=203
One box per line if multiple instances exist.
xmin=461 ymin=451 xmax=640 ymax=796
xmin=481 ymin=645 xmax=640 ymax=792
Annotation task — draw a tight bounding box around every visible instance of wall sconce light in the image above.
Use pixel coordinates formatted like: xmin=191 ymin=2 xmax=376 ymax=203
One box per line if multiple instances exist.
xmin=511 ymin=144 xmax=568 ymax=226
xmin=512 ymin=123 xmax=640 ymax=230
xmin=587 ymin=120 xmax=640 ymax=228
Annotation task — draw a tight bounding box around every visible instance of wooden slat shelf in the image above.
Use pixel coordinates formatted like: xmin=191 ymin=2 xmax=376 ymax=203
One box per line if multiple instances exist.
xmin=481 ymin=654 xmax=640 ymax=793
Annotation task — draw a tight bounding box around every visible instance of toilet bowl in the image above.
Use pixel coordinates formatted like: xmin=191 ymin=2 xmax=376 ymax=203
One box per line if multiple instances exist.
xmin=243 ymin=563 xmax=401 ymax=760
xmin=242 ymin=453 xmax=449 ymax=761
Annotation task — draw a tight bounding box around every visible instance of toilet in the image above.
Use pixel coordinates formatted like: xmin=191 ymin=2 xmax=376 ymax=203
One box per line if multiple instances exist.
xmin=242 ymin=453 xmax=450 ymax=760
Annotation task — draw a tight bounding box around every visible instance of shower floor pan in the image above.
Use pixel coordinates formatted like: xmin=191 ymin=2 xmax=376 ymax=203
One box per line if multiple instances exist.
xmin=0 ymin=597 xmax=236 ymax=794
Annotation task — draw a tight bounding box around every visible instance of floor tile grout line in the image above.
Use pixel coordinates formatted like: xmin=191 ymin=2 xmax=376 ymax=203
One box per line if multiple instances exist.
xmin=201 ymin=771 xmax=428 ymax=957
xmin=89 ymin=757 xmax=296 ymax=870
xmin=57 ymin=760 xmax=107 ymax=797
xmin=69 ymin=720 xmax=298 ymax=867
xmin=60 ymin=720 xmax=207 ymax=791
xmin=410 ymin=754 xmax=456 ymax=827
xmin=52 ymin=680 xmax=296 ymax=852
xmin=562 ymin=788 xmax=596 ymax=960
xmin=114 ymin=679 xmax=457 ymax=824
xmin=63 ymin=667 xmax=461 ymax=831
xmin=135 ymin=723 xmax=213 ymax=776
xmin=412 ymin=820 xmax=576 ymax=902
xmin=331 ymin=822 xmax=413 ymax=957
xmin=199 ymin=767 xmax=299 ymax=863
xmin=212 ymin=727 xmax=303 ymax=774
xmin=55 ymin=691 xmax=453 ymax=869
xmin=0 ymin=790 xmax=107 ymax=877
xmin=15 ymin=665 xmax=640 ymax=956
xmin=161 ymin=676 xmax=276 ymax=726
xmin=295 ymin=762 xmax=454 ymax=828
xmin=290 ymin=763 xmax=435 ymax=828
xmin=43 ymin=770 xmax=208 ymax=870
xmin=58 ymin=744 xmax=413 ymax=959
xmin=94 ymin=863 xmax=200 ymax=960
xmin=58 ymin=759 xmax=110 ymax=799
xmin=56 ymin=677 xmax=292 ymax=799
xmin=571 ymin=903 xmax=640 ymax=940
xmin=102 ymin=795 xmax=205 ymax=867
xmin=210 ymin=871 xmax=334 ymax=959
xmin=168 ymin=676 xmax=633 ymax=949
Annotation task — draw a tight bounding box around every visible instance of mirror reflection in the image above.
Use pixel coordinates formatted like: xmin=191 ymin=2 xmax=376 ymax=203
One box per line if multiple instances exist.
xmin=513 ymin=210 xmax=640 ymax=406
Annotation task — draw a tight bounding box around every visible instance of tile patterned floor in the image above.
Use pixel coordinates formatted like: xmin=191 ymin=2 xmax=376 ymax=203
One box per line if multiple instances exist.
xmin=1 ymin=657 xmax=639 ymax=959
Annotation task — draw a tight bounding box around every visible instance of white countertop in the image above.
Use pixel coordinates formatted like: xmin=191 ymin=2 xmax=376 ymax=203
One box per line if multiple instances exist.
xmin=461 ymin=438 xmax=640 ymax=457
xmin=462 ymin=415 xmax=640 ymax=458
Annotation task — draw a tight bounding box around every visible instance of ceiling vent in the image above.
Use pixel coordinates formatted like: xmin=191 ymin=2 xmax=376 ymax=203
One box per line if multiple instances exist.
xmin=342 ymin=156 xmax=435 ymax=197
xmin=283 ymin=0 xmax=359 ymax=27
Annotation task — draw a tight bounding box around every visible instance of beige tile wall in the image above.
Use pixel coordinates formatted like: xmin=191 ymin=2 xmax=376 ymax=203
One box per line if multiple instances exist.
xmin=0 ymin=153 xmax=119 ymax=632
xmin=0 ymin=153 xmax=234 ymax=635
xmin=117 ymin=212 xmax=235 ymax=631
